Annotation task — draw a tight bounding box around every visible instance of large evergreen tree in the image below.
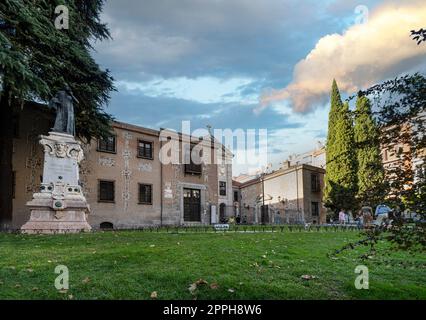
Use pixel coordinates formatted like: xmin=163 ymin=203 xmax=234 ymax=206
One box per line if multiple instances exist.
xmin=0 ymin=0 xmax=114 ymax=228
xmin=354 ymin=95 xmax=385 ymax=207
xmin=324 ymin=80 xmax=357 ymax=214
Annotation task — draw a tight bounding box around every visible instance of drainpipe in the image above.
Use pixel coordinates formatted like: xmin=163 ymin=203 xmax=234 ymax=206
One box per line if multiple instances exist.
xmin=295 ymin=166 xmax=300 ymax=221
xmin=160 ymin=128 xmax=164 ymax=226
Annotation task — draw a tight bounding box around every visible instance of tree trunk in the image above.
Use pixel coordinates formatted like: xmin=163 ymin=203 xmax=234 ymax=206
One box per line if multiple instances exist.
xmin=0 ymin=87 xmax=14 ymax=229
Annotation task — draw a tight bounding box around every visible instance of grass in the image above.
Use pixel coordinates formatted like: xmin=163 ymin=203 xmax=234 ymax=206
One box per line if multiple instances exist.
xmin=0 ymin=230 xmax=425 ymax=300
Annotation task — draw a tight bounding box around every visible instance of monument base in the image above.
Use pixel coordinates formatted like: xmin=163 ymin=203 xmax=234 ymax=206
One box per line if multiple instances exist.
xmin=21 ymin=196 xmax=91 ymax=234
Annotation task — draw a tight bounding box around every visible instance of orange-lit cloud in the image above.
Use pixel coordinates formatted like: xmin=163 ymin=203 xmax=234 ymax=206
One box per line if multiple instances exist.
xmin=259 ymin=1 xmax=426 ymax=113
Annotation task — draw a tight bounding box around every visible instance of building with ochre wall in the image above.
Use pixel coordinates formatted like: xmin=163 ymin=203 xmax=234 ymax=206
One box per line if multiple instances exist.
xmin=236 ymin=162 xmax=326 ymax=225
xmin=10 ymin=103 xmax=233 ymax=230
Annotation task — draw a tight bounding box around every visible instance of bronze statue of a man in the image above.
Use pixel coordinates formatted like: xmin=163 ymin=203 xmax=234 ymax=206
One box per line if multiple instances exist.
xmin=49 ymin=86 xmax=78 ymax=136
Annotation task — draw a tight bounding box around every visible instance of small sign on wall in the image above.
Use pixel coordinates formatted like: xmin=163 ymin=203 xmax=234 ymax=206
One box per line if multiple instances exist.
xmin=164 ymin=182 xmax=173 ymax=199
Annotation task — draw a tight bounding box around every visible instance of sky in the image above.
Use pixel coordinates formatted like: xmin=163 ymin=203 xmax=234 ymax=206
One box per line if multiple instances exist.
xmin=92 ymin=0 xmax=426 ymax=176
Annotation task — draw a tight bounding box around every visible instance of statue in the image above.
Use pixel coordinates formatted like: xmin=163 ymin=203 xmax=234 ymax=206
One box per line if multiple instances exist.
xmin=49 ymin=86 xmax=78 ymax=136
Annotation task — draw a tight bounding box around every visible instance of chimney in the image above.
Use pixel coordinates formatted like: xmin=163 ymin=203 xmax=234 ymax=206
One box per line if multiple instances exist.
xmin=281 ymin=160 xmax=291 ymax=169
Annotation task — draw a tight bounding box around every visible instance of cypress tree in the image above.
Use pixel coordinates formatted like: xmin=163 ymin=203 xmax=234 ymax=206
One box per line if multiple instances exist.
xmin=324 ymin=80 xmax=358 ymax=214
xmin=354 ymin=95 xmax=385 ymax=207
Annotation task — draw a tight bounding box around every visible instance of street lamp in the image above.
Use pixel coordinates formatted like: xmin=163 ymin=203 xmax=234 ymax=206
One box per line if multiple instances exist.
xmin=260 ymin=164 xmax=271 ymax=224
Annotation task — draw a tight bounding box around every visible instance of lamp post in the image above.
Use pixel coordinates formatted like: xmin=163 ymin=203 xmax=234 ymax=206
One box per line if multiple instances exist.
xmin=260 ymin=164 xmax=271 ymax=225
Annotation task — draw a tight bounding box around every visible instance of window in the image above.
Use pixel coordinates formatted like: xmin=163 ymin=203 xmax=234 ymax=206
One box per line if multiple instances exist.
xmin=311 ymin=173 xmax=320 ymax=192
xmin=184 ymin=144 xmax=202 ymax=175
xmin=185 ymin=162 xmax=202 ymax=174
xmin=98 ymin=180 xmax=115 ymax=202
xmin=138 ymin=140 xmax=153 ymax=159
xmin=12 ymin=171 xmax=16 ymax=199
xmin=311 ymin=202 xmax=319 ymax=217
xmin=139 ymin=184 xmax=152 ymax=205
xmin=219 ymin=181 xmax=227 ymax=196
xmin=98 ymin=136 xmax=116 ymax=153
xmin=234 ymin=191 xmax=239 ymax=202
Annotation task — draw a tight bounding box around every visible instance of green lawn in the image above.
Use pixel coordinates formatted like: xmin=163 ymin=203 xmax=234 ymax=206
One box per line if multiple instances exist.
xmin=0 ymin=230 xmax=425 ymax=300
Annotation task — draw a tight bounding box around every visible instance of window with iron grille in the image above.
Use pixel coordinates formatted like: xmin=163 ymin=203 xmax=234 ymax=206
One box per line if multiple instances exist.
xmin=138 ymin=140 xmax=153 ymax=159
xmin=184 ymin=144 xmax=202 ymax=174
xmin=311 ymin=173 xmax=320 ymax=192
xmin=98 ymin=135 xmax=116 ymax=153
xmin=98 ymin=180 xmax=115 ymax=202
xmin=311 ymin=201 xmax=319 ymax=216
xmin=219 ymin=181 xmax=227 ymax=196
xmin=234 ymin=191 xmax=239 ymax=202
xmin=185 ymin=162 xmax=202 ymax=174
xmin=139 ymin=184 xmax=152 ymax=205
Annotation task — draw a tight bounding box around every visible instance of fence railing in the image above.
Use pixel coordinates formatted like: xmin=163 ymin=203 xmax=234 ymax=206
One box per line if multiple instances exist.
xmin=100 ymin=224 xmax=363 ymax=233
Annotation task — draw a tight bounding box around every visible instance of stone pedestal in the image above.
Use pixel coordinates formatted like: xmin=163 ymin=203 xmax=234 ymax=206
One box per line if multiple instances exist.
xmin=21 ymin=132 xmax=91 ymax=234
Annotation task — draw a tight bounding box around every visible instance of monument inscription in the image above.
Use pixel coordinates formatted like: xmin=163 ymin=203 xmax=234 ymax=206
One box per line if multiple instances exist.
xmin=44 ymin=156 xmax=78 ymax=185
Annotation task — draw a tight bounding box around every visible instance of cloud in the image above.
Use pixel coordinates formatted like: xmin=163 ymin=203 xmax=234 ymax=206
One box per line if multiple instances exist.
xmin=106 ymin=89 xmax=304 ymax=133
xmin=94 ymin=0 xmax=357 ymax=84
xmin=260 ymin=0 xmax=426 ymax=113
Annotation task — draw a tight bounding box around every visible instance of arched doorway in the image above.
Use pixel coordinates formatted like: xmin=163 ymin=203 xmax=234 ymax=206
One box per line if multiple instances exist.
xmin=219 ymin=203 xmax=226 ymax=223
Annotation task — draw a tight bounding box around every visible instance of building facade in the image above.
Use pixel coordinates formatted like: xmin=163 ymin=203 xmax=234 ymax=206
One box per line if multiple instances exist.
xmin=10 ymin=104 xmax=233 ymax=230
xmin=235 ymin=163 xmax=326 ymax=225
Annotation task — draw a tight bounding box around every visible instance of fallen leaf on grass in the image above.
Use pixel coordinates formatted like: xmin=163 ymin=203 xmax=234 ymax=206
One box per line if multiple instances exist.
xmin=301 ymin=275 xmax=317 ymax=280
xmin=188 ymin=279 xmax=208 ymax=295
xmin=150 ymin=291 xmax=158 ymax=299
xmin=195 ymin=279 xmax=208 ymax=286
xmin=210 ymin=283 xmax=219 ymax=290
xmin=188 ymin=283 xmax=197 ymax=294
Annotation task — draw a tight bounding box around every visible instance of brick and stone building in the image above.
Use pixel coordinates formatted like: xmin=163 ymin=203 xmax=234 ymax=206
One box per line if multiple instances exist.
xmin=9 ymin=103 xmax=233 ymax=230
xmin=234 ymin=162 xmax=326 ymax=225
